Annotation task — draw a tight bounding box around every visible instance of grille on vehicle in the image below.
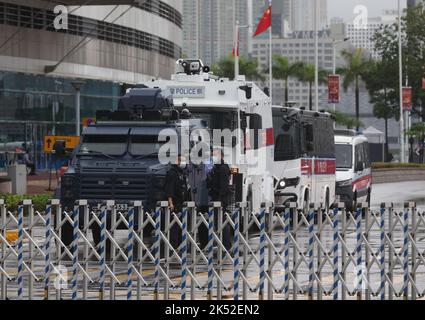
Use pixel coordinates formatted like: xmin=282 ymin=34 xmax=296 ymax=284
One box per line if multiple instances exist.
xmin=79 ymin=174 xmax=149 ymax=201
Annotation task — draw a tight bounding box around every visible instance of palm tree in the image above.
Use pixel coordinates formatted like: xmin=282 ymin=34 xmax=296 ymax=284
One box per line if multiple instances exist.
xmin=272 ymin=56 xmax=303 ymax=104
xmin=212 ymin=56 xmax=264 ymax=81
xmin=294 ymin=62 xmax=328 ymax=110
xmin=337 ymin=48 xmax=373 ymax=131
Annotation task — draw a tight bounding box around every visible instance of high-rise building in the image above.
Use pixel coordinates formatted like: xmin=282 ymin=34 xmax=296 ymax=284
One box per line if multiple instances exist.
xmin=291 ymin=0 xmax=328 ymax=31
xmin=252 ymin=31 xmax=340 ymax=106
xmin=271 ymin=0 xmax=293 ymax=37
xmin=346 ymin=11 xmax=397 ymax=60
xmin=0 ymin=0 xmax=183 ymax=150
xmin=182 ymin=0 xmax=248 ymax=66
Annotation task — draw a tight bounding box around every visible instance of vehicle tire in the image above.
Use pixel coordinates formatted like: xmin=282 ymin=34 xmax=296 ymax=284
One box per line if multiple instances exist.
xmin=301 ymin=190 xmax=309 ymax=226
xmin=353 ymin=192 xmax=358 ymax=214
xmin=53 ymin=188 xmax=61 ymax=199
xmin=303 ymin=190 xmax=310 ymax=213
xmin=325 ymin=189 xmax=330 ymax=213
xmin=366 ymin=189 xmax=371 ymax=208
xmin=61 ymin=221 xmax=73 ymax=247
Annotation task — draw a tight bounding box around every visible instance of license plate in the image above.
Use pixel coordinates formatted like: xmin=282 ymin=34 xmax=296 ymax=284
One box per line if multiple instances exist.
xmin=96 ymin=204 xmax=128 ymax=211
xmin=116 ymin=204 xmax=128 ymax=211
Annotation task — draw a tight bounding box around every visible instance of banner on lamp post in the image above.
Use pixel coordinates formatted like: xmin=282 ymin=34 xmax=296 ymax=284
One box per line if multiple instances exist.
xmin=328 ymin=74 xmax=340 ymax=104
xmin=402 ymin=87 xmax=412 ymax=111
xmin=422 ymin=78 xmax=425 ymax=90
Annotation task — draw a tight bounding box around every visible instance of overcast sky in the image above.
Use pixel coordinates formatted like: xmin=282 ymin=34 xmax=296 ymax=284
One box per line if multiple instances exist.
xmin=328 ymin=0 xmax=407 ymax=22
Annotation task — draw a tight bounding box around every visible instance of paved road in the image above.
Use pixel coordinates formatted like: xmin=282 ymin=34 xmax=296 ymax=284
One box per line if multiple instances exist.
xmin=371 ymin=180 xmax=425 ymax=210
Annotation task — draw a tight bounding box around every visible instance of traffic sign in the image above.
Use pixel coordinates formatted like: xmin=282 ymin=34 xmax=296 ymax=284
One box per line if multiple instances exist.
xmin=44 ymin=136 xmax=80 ymax=153
xmin=83 ymin=117 xmax=96 ymax=128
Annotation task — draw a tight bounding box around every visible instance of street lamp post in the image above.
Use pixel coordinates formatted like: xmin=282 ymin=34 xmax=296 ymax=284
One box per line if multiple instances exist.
xmin=314 ymin=0 xmax=319 ymax=111
xmin=71 ymin=81 xmax=84 ymax=137
xmin=398 ymin=0 xmax=405 ymax=163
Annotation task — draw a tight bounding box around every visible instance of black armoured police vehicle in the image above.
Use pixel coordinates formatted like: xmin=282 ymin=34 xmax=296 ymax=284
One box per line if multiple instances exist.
xmin=59 ymin=87 xmax=203 ymax=246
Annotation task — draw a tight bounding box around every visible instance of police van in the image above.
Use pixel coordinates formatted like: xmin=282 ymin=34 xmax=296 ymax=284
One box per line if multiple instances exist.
xmin=142 ymin=59 xmax=275 ymax=213
xmin=335 ymin=130 xmax=372 ymax=210
xmin=273 ymin=106 xmax=336 ymax=211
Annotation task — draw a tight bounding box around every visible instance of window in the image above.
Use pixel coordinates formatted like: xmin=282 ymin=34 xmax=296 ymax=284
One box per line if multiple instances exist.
xmin=81 ymin=134 xmax=128 ymax=156
xmin=355 ymin=144 xmax=363 ymax=169
xmin=312 ymin=118 xmax=335 ymax=158
xmin=0 ymin=1 xmax=182 ymax=59
xmin=335 ymin=144 xmax=353 ymax=169
xmin=362 ymin=142 xmax=371 ymax=168
xmin=129 ymin=135 xmax=165 ymax=156
xmin=273 ymin=113 xmax=301 ymax=161
xmin=249 ymin=114 xmax=262 ymax=150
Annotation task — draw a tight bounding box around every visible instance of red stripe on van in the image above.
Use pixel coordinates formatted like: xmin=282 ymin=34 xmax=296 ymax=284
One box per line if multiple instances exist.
xmin=301 ymin=159 xmax=336 ymax=175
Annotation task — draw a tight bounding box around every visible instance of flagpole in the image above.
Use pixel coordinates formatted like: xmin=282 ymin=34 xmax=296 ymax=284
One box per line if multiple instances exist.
xmin=247 ymin=0 xmax=253 ymax=55
xmin=235 ymin=21 xmax=240 ymax=80
xmin=314 ymin=0 xmax=319 ymax=111
xmin=398 ymin=0 xmax=405 ymax=163
xmin=269 ymin=0 xmax=273 ymax=104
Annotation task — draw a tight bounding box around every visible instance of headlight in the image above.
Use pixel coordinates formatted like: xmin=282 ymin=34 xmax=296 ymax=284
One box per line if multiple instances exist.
xmin=277 ymin=177 xmax=300 ymax=190
xmin=337 ymin=179 xmax=352 ymax=187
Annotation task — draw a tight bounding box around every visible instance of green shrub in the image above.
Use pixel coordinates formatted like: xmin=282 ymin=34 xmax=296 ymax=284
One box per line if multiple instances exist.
xmin=0 ymin=193 xmax=51 ymax=212
xmin=372 ymin=162 xmax=425 ymax=170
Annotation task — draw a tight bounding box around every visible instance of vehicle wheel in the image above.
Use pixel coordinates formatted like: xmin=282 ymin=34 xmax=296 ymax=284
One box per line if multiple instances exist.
xmin=301 ymin=190 xmax=310 ymax=225
xmin=325 ymin=189 xmax=330 ymax=213
xmin=53 ymin=188 xmax=61 ymax=199
xmin=366 ymin=189 xmax=371 ymax=208
xmin=303 ymin=190 xmax=310 ymax=213
xmin=61 ymin=221 xmax=73 ymax=247
xmin=352 ymin=192 xmax=358 ymax=214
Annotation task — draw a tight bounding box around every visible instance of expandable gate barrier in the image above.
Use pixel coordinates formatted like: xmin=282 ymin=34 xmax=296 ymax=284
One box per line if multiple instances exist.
xmin=1 ymin=199 xmax=425 ymax=300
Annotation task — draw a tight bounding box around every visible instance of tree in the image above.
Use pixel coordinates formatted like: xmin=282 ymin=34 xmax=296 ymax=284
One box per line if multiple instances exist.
xmin=328 ymin=110 xmax=363 ymax=130
xmin=372 ymin=3 xmax=425 ymax=121
xmin=212 ymin=56 xmax=264 ymax=81
xmin=293 ymin=62 xmax=328 ymax=110
xmin=272 ymin=56 xmax=303 ymax=104
xmin=337 ymin=48 xmax=373 ymax=131
xmin=363 ymin=60 xmax=400 ymax=162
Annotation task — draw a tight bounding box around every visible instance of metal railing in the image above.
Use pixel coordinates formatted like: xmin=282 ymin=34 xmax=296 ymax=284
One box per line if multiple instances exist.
xmin=0 ymin=199 xmax=424 ymax=300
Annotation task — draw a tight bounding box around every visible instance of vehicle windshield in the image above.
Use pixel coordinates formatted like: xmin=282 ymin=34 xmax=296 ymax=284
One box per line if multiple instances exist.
xmin=80 ymin=135 xmax=128 ymax=156
xmin=273 ymin=115 xmax=301 ymax=161
xmin=335 ymin=144 xmax=353 ymax=169
xmin=189 ymin=110 xmax=237 ymax=130
xmin=129 ymin=135 xmax=165 ymax=156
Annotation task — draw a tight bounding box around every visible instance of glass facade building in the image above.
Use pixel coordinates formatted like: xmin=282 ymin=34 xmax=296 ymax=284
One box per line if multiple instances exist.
xmin=0 ymin=0 xmax=183 ymax=170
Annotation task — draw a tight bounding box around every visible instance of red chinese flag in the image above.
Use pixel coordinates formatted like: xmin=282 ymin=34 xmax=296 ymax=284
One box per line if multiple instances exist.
xmin=253 ymin=5 xmax=272 ymax=37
